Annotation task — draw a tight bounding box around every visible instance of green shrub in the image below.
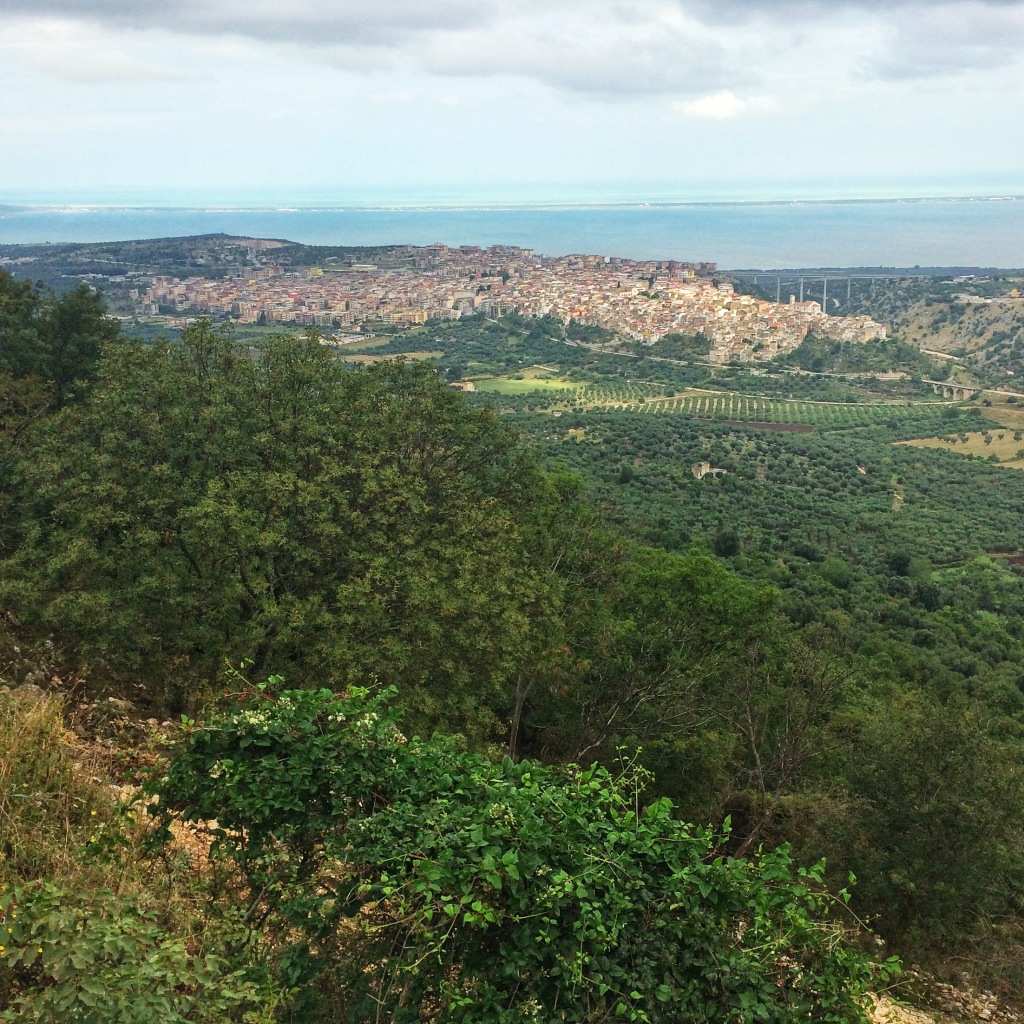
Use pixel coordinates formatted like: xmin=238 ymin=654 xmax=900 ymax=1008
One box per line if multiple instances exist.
xmin=152 ymin=682 xmax=893 ymax=1024
xmin=0 ymin=884 xmax=274 ymax=1023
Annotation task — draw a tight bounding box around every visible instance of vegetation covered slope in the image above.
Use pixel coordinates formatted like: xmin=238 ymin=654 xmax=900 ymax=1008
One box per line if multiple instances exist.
xmin=1 ymin=275 xmax=1023 ymax=1019
xmin=350 ymin=312 xmax=1024 ymax=968
xmin=3 ymin=324 xmax=560 ymax=737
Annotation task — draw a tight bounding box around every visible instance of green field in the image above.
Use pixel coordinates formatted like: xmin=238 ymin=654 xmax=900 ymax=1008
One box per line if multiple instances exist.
xmin=576 ymin=387 xmax=962 ymax=430
xmin=473 ymin=375 xmax=583 ymax=394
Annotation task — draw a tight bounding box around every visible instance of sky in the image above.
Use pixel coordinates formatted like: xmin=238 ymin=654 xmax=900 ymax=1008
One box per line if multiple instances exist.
xmin=2 ymin=0 xmax=1024 ymax=204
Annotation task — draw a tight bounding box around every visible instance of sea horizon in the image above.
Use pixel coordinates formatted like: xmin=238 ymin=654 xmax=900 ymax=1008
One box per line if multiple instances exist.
xmin=4 ymin=184 xmax=1024 ymax=213
xmin=3 ymin=188 xmax=1024 ymax=270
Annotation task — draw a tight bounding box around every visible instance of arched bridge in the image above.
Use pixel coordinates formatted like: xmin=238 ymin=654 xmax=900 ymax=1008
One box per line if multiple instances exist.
xmin=922 ymin=380 xmax=979 ymax=400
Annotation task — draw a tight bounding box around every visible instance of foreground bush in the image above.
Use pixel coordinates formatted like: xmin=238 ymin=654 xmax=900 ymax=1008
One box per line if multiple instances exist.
xmin=0 ymin=884 xmax=272 ymax=1024
xmin=152 ymin=682 xmax=894 ymax=1023
xmin=0 ymin=691 xmax=281 ymax=1022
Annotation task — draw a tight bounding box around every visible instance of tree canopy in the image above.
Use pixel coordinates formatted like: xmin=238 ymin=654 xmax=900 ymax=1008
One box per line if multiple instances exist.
xmin=0 ymin=270 xmax=118 ymax=412
xmin=2 ymin=325 xmax=560 ymax=731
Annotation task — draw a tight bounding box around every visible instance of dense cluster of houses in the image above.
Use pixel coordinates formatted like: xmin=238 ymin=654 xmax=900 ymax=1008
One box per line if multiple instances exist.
xmin=136 ymin=242 xmax=885 ymax=360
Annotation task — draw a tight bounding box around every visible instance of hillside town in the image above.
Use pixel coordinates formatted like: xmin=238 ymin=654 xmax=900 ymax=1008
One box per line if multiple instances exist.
xmin=134 ymin=242 xmax=886 ymax=362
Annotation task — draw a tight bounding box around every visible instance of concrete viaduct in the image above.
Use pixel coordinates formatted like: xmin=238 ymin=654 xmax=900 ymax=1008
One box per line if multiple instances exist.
xmin=922 ymin=380 xmax=979 ymax=400
xmin=731 ymin=270 xmax=939 ymax=307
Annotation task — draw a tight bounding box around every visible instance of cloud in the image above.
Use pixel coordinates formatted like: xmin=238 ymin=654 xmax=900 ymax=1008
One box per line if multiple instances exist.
xmin=417 ymin=7 xmax=734 ymax=98
xmin=2 ymin=0 xmax=1024 ymax=97
xmin=0 ymin=1 xmax=740 ymax=98
xmin=673 ymin=90 xmax=776 ymax=119
xmin=0 ymin=0 xmax=494 ymax=47
xmin=864 ymin=2 xmax=1024 ymax=78
xmin=686 ymin=0 xmax=1024 ymax=14
xmin=0 ymin=18 xmax=198 ymax=84
xmin=693 ymin=0 xmax=1024 ymax=79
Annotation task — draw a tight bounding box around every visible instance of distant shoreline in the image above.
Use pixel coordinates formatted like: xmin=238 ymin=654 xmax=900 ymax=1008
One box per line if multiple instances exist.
xmin=4 ymin=200 xmax=1023 ymax=268
xmin=3 ymin=194 xmax=1024 ymax=215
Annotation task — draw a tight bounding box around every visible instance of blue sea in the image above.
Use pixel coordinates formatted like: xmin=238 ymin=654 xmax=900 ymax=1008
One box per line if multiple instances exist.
xmin=2 ymin=193 xmax=1024 ymax=270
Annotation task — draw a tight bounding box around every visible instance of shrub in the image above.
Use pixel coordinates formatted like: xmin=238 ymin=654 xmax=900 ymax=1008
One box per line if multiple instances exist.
xmin=0 ymin=884 xmax=272 ymax=1023
xmin=151 ymin=683 xmax=892 ymax=1024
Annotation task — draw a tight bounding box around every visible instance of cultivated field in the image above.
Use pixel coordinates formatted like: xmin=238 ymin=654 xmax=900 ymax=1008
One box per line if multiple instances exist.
xmin=472 ymin=366 xmax=584 ymax=393
xmin=338 ymin=349 xmax=444 ymax=365
xmin=899 ymin=429 xmax=1024 ymax=468
xmin=470 ymin=371 xmax=975 ymax=433
xmin=589 ymin=387 xmax=956 ymax=430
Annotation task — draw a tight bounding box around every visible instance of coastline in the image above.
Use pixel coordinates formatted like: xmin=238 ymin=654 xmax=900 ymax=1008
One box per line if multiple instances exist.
xmin=3 ymin=196 xmax=1024 ymax=269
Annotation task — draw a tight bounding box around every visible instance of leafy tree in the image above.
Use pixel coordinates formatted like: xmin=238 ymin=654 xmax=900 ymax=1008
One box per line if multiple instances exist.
xmin=523 ymin=549 xmax=775 ymax=787
xmin=566 ymin=319 xmax=616 ymax=344
xmin=0 ymin=272 xmax=46 ymax=382
xmin=812 ymin=692 xmax=1024 ymax=943
xmin=41 ymin=283 xmax=120 ymax=408
xmin=0 ymin=271 xmax=117 ymax=409
xmin=1 ymin=325 xmax=556 ymax=730
xmin=713 ymin=529 xmax=741 ymax=558
xmin=645 ymin=332 xmax=711 ymax=361
xmin=776 ymin=335 xmax=938 ymax=379
xmin=1 ymin=272 xmax=118 ymax=560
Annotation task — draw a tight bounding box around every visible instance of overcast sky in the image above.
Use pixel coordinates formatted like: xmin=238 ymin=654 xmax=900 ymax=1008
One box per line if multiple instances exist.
xmin=2 ymin=0 xmax=1023 ymax=202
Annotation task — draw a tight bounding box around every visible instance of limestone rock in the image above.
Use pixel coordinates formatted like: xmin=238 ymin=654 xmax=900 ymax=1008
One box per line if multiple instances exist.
xmin=10 ymin=682 xmax=45 ymax=703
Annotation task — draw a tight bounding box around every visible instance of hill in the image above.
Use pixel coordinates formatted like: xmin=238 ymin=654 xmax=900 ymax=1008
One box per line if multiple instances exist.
xmin=4 ymin=266 xmax=1024 ymax=1020
xmin=0 ymin=234 xmax=415 ymax=297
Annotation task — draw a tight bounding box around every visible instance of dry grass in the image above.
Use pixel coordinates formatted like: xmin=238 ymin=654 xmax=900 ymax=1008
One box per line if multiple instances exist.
xmin=897 ymin=295 xmax=1024 ymax=355
xmin=0 ymin=692 xmax=230 ymax=954
xmin=897 ymin=430 xmax=1024 ymax=468
xmin=871 ymin=995 xmax=939 ymax=1024
xmin=977 ymin=400 xmax=1024 ymax=431
xmin=0 ymin=694 xmax=108 ymax=886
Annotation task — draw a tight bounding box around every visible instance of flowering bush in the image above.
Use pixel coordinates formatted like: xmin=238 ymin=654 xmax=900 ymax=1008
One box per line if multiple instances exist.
xmin=151 ymin=681 xmax=895 ymax=1024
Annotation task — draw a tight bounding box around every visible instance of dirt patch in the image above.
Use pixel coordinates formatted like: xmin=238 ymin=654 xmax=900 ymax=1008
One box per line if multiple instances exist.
xmin=722 ymin=420 xmax=816 ymax=433
xmin=871 ymin=996 xmax=937 ymax=1024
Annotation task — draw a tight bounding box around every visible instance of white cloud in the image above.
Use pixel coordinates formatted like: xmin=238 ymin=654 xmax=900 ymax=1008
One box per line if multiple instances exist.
xmin=3 ymin=0 xmax=1024 ymax=98
xmin=673 ymin=91 xmax=777 ymax=119
xmin=0 ymin=0 xmax=496 ymax=47
xmin=865 ymin=1 xmax=1024 ymax=79
xmin=414 ymin=4 xmax=734 ymax=97
xmin=0 ymin=18 xmax=198 ymax=84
